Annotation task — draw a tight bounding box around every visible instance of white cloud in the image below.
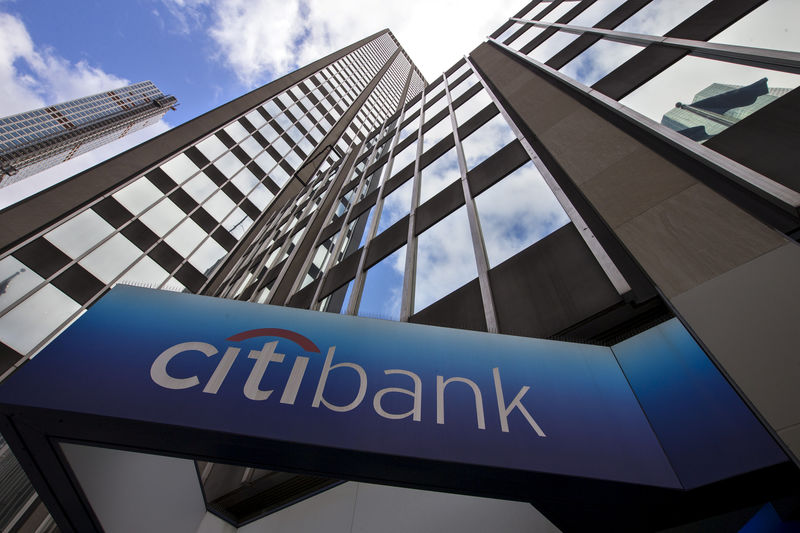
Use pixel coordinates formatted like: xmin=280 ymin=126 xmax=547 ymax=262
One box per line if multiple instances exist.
xmin=0 ymin=12 xmax=171 ymax=208
xmin=162 ymin=0 xmax=527 ymax=86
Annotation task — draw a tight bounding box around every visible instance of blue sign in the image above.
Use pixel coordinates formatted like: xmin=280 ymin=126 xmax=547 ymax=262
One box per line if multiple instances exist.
xmin=0 ymin=286 xmax=785 ymax=490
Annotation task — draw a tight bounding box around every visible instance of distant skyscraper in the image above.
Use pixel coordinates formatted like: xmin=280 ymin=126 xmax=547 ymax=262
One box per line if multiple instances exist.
xmin=661 ymin=77 xmax=791 ymax=141
xmin=0 ymin=81 xmax=177 ymax=187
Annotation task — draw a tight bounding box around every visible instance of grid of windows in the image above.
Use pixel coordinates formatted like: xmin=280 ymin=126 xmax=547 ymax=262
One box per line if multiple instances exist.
xmin=0 ymin=81 xmax=176 ymax=187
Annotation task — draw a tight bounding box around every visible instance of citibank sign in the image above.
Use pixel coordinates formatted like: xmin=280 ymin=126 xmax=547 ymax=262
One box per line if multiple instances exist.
xmin=151 ymin=328 xmax=546 ymax=435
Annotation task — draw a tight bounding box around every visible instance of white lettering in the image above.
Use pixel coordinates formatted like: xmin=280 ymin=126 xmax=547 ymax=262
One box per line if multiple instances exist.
xmin=492 ymin=367 xmax=545 ymax=436
xmin=312 ymin=347 xmax=367 ymax=412
xmin=280 ymin=356 xmax=309 ymax=405
xmin=244 ymin=341 xmax=285 ymax=401
xmin=203 ymin=347 xmax=240 ymax=394
xmin=373 ymin=369 xmax=422 ymax=421
xmin=436 ymin=375 xmax=485 ymax=430
xmin=151 ymin=342 xmax=217 ymax=390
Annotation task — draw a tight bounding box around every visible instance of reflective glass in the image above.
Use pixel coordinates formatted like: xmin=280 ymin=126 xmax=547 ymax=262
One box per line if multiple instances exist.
xmin=356 ymin=207 xmax=376 ymax=249
xmin=161 ymin=153 xmax=199 ymax=184
xmin=196 ymin=135 xmax=228 ymax=161
xmin=260 ymin=124 xmax=279 ymax=142
xmin=620 ymin=56 xmax=800 ymax=141
xmin=448 ymin=75 xmax=478 ymax=102
xmin=0 ymin=256 xmax=44 ymax=313
xmin=189 ymin=238 xmax=227 ymax=275
xmin=248 ymin=184 xmax=273 ymax=211
xmin=215 ymin=152 xmax=242 ymax=178
xmin=709 ymin=0 xmax=799 ymax=52
xmin=140 ymin=198 xmax=184 ymax=237
xmin=378 ymin=179 xmax=413 ymax=233
xmin=414 ymin=206 xmax=477 ymax=313
xmin=80 ymin=234 xmax=142 ymax=284
xmin=559 ymin=39 xmax=643 ymax=86
xmin=223 ymin=208 xmax=252 ymax=239
xmin=245 ymin=109 xmax=266 ymax=129
xmin=284 ymin=150 xmax=303 ymax=169
xmin=254 ymin=152 xmax=277 ymax=175
xmin=113 ymin=177 xmax=161 ymax=215
xmin=240 ymin=136 xmax=262 ymax=158
xmin=447 ymin=62 xmax=470 ymax=81
xmin=272 ymin=137 xmax=291 ymax=157
xmin=475 ymin=161 xmax=569 ymax=267
xmin=397 ymin=116 xmax=419 ymax=143
xmin=419 ymin=148 xmax=460 ymax=205
xmin=232 ymin=168 xmax=260 ymax=195
xmin=183 ymin=172 xmax=217 ymax=203
xmin=569 ymin=0 xmax=627 ymax=27
xmin=165 ymin=218 xmax=206 ymax=256
xmin=424 ymin=92 xmax=448 ymax=118
xmin=358 ymin=244 xmax=406 ymax=321
xmin=205 ymin=190 xmax=237 ymax=222
xmin=44 ymin=209 xmax=113 ymax=258
xmin=454 ymin=90 xmax=493 ymax=125
xmin=390 ymin=141 xmax=417 ymax=176
xmin=541 ymin=0 xmax=579 ymax=23
xmin=302 ymin=232 xmax=338 ymax=289
xmin=522 ymin=1 xmax=554 ymax=20
xmin=0 ymin=283 xmax=80 ymax=354
xmin=461 ymin=114 xmax=516 ymax=170
xmin=615 ymin=0 xmax=713 ymax=35
xmin=527 ymin=31 xmax=581 ymax=63
xmin=119 ymin=256 xmax=170 ymax=287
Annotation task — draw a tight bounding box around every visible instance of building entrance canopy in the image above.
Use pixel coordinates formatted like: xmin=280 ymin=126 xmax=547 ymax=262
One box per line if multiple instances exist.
xmin=0 ymin=286 xmax=786 ymax=531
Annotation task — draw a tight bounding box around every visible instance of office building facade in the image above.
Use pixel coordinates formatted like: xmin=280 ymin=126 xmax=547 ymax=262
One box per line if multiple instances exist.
xmin=0 ymin=81 xmax=177 ymax=187
xmin=1 ymin=0 xmax=799 ymax=531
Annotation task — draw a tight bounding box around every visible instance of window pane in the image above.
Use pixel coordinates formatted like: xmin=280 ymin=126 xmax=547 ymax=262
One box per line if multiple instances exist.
xmin=189 ymin=238 xmax=227 ymax=275
xmin=620 ymin=56 xmax=800 ymax=141
xmin=390 ymin=141 xmax=417 ymax=176
xmin=240 ymin=136 xmax=262 ymax=158
xmin=541 ymin=0 xmax=579 ymax=23
xmin=140 ymin=199 xmax=184 ymax=237
xmin=196 ymin=135 xmax=227 ymax=161
xmin=454 ymin=90 xmax=493 ymax=126
xmin=160 ymin=153 xmax=199 ymax=184
xmin=215 ymin=152 xmax=242 ymax=178
xmin=475 ymin=161 xmax=569 ymax=267
xmin=508 ymin=24 xmax=546 ymax=50
xmin=559 ymin=39 xmax=644 ymax=86
xmin=113 ymin=177 xmax=161 ymax=215
xmin=358 ymin=245 xmax=406 ymax=321
xmin=232 ymin=168 xmax=260 ymax=195
xmin=569 ymin=0 xmax=627 ymax=27
xmin=224 ymin=121 xmax=248 ymax=142
xmin=205 ymin=190 xmax=236 ymax=222
xmin=377 ymin=179 xmax=413 ymax=233
xmin=0 ymin=284 xmax=80 ymax=354
xmin=414 ymin=206 xmax=477 ymax=313
xmin=80 ymin=234 xmax=142 ymax=284
xmin=248 ymin=184 xmax=274 ymax=210
xmin=419 ymin=148 xmax=460 ymax=205
xmin=165 ymin=218 xmax=206 ymax=256
xmin=615 ymin=0 xmax=713 ymax=35
xmin=44 ymin=209 xmax=114 ymax=258
xmin=0 ymin=256 xmax=44 ymax=313
xmin=527 ymin=31 xmax=581 ymax=63
xmin=461 ymin=114 xmax=516 ymax=170
xmin=119 ymin=256 xmax=170 ymax=287
xmin=183 ymin=173 xmax=217 ymax=203
xmin=245 ymin=109 xmax=266 ymax=129
xmin=321 ymin=279 xmax=354 ymax=314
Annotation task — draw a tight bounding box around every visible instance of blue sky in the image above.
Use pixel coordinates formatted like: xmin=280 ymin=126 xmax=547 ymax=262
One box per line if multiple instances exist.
xmin=0 ymin=0 xmax=525 ymax=206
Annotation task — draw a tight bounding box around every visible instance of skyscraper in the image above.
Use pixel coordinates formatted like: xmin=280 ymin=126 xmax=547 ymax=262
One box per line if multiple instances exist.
xmin=1 ymin=0 xmax=800 ymax=531
xmin=0 ymin=81 xmax=177 ymax=187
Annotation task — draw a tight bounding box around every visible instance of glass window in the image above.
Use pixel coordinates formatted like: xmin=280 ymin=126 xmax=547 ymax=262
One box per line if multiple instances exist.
xmin=215 ymin=152 xmax=242 ymax=178
xmin=390 ymin=141 xmax=417 ymax=176
xmin=80 ymin=234 xmax=142 ymax=284
xmin=527 ymin=31 xmax=581 ymax=63
xmin=119 ymin=256 xmax=170 ymax=287
xmin=183 ymin=172 xmax=217 ymax=203
xmin=377 ymin=179 xmax=413 ymax=233
xmin=397 ymin=116 xmax=420 ymax=143
xmin=232 ymin=167 xmax=260 ymax=195
xmin=240 ymin=136 xmax=262 ymax=158
xmin=254 ymin=151 xmax=277 ymax=175
xmin=271 ymin=165 xmax=291 ymax=187
xmin=0 ymin=256 xmax=44 ymax=313
xmin=44 ymin=209 xmax=114 ymax=258
xmin=447 ymin=62 xmax=470 ymax=82
xmin=448 ymin=75 xmax=478 ymax=102
xmin=419 ymin=148 xmax=460 ymax=205
xmin=223 ymin=208 xmax=252 ymax=239
xmin=569 ymin=0 xmax=627 ymax=27
xmin=302 ymin=232 xmax=338 ymax=289
xmin=196 ymin=135 xmax=227 ymax=161
xmin=414 ymin=206 xmax=477 ymax=313
xmin=358 ymin=244 xmax=406 ymax=321
xmin=205 ymin=190 xmax=237 ymax=222
xmin=615 ymin=0 xmax=713 ymax=36
xmin=165 ymin=218 xmax=206 ymax=257
xmin=476 ymin=161 xmax=569 ymax=267
xmin=709 ymin=0 xmax=799 ymax=52
xmin=541 ymin=0 xmax=580 ymax=23
xmin=113 ymin=176 xmax=161 ymax=215
xmin=522 ymin=1 xmax=555 ymax=20
xmin=0 ymin=283 xmax=80 ymax=354
xmin=249 ymin=184 xmax=273 ymax=210
xmin=224 ymin=122 xmax=248 ymax=143
xmin=245 ymin=109 xmax=266 ymax=129
xmin=461 ymin=114 xmax=516 ymax=170
xmin=260 ymin=123 xmax=279 ymax=142
xmin=559 ymin=39 xmax=644 ymax=86
xmin=140 ymin=198 xmax=184 ymax=237
xmin=160 ymin=153 xmax=199 ymax=184
xmin=454 ymin=90 xmax=493 ymax=126
xmin=189 ymin=238 xmax=227 ymax=275
xmin=424 ymin=92 xmax=449 ymax=118
xmin=620 ymin=56 xmax=800 ymax=142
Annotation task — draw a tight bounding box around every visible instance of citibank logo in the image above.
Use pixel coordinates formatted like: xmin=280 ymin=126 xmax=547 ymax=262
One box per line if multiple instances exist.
xmin=150 ymin=328 xmax=546 ymax=436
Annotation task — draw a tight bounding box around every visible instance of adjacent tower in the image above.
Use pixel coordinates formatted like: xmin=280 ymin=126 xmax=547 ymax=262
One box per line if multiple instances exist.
xmin=0 ymin=81 xmax=177 ymax=187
